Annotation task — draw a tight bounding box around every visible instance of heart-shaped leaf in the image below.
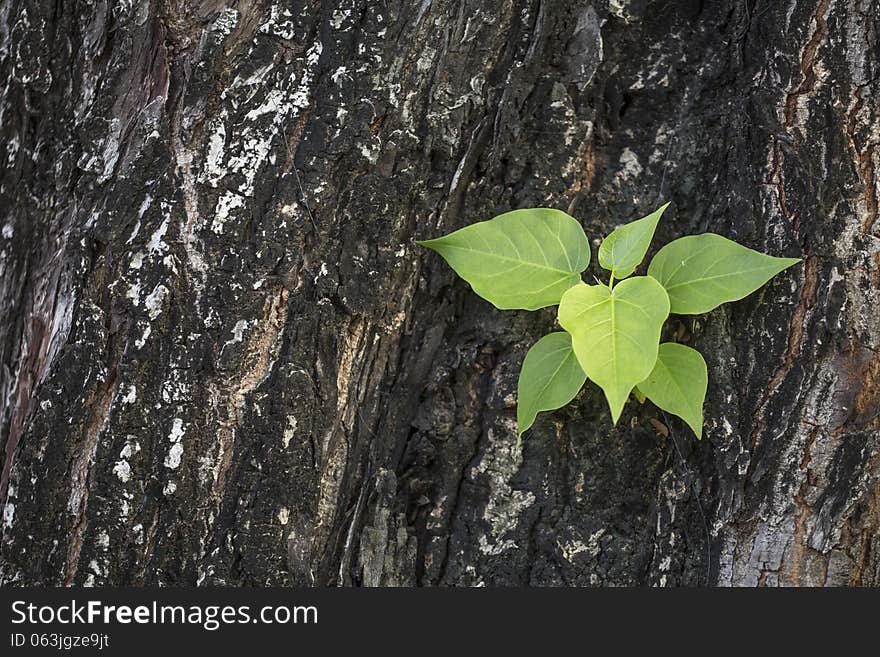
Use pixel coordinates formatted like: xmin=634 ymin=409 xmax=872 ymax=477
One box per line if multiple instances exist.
xmin=647 ymin=233 xmax=800 ymax=314
xmin=418 ymin=208 xmax=590 ymax=310
xmin=558 ymin=277 xmax=670 ymax=423
xmin=598 ymin=202 xmax=669 ymax=279
xmin=517 ymin=332 xmax=587 ymax=437
xmin=637 ymin=343 xmax=707 ymax=438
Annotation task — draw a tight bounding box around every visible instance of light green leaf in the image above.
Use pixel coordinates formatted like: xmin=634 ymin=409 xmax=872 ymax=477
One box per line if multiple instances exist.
xmin=517 ymin=332 xmax=587 ymax=437
xmin=637 ymin=343 xmax=707 ymax=439
xmin=417 ymin=208 xmax=590 ymax=310
xmin=558 ymin=277 xmax=670 ymax=423
xmin=633 ymin=387 xmax=647 ymax=404
xmin=599 ymin=202 xmax=669 ymax=279
xmin=647 ymin=233 xmax=800 ymax=314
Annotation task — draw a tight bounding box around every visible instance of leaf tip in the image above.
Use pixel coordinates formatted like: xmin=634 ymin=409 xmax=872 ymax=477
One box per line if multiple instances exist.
xmin=607 ymin=395 xmax=626 ymax=425
xmin=516 ymin=409 xmax=531 ymax=440
xmin=774 ymin=256 xmax=802 ymax=276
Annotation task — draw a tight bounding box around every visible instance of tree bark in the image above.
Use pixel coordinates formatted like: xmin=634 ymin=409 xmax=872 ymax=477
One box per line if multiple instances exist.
xmin=1 ymin=0 xmax=878 ymax=587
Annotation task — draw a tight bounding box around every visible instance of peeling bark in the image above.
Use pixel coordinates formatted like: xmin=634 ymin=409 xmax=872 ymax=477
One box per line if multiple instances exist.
xmin=1 ymin=0 xmax=879 ymax=587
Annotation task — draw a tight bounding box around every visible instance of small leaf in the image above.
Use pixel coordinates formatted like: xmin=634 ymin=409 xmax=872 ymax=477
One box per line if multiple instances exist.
xmin=599 ymin=202 xmax=669 ymax=279
xmin=647 ymin=233 xmax=800 ymax=314
xmin=637 ymin=343 xmax=707 ymax=439
xmin=517 ymin=332 xmax=587 ymax=437
xmin=633 ymin=387 xmax=647 ymax=404
xmin=418 ymin=208 xmax=590 ymax=310
xmin=558 ymin=277 xmax=669 ymax=423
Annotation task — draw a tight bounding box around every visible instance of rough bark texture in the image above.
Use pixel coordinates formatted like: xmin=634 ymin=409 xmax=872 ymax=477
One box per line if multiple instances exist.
xmin=1 ymin=0 xmax=879 ymax=587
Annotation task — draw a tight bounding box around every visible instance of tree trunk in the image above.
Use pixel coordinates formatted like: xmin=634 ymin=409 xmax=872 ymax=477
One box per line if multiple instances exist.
xmin=1 ymin=0 xmax=878 ymax=587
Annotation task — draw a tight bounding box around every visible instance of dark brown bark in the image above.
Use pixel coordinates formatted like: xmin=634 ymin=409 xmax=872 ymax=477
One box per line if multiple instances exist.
xmin=1 ymin=0 xmax=878 ymax=586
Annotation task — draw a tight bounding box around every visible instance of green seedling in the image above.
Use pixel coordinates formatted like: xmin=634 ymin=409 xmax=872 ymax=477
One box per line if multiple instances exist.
xmin=419 ymin=204 xmax=800 ymax=441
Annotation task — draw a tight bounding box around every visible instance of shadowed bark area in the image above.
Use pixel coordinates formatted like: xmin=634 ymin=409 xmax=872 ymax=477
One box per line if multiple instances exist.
xmin=1 ymin=0 xmax=878 ymax=586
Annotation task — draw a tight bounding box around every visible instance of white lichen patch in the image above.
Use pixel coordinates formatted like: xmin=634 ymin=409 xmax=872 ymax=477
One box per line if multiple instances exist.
xmin=199 ymin=36 xmax=323 ymax=218
xmin=359 ymin=139 xmax=381 ymax=163
xmin=164 ymin=418 xmax=186 ymax=469
xmin=165 ymin=442 xmax=184 ymax=470
xmin=121 ymin=385 xmax=137 ymax=404
xmin=258 ymin=4 xmax=296 ymax=40
xmin=277 ymin=507 xmax=290 ymax=525
xmin=112 ymin=460 xmax=131 ymax=483
xmin=88 ymin=560 xmax=104 ymax=578
xmin=113 ymin=438 xmax=141 ymax=483
xmin=282 ymin=415 xmax=298 ymax=448
xmin=125 ymin=195 xmax=151 ymax=246
xmin=4 ymin=137 xmax=18 ymax=169
xmin=212 ymin=192 xmax=245 ymax=234
xmin=198 ymin=455 xmax=215 ymax=486
xmin=330 ymin=8 xmax=351 ymax=30
xmin=168 ymin=418 xmax=185 ymax=442
xmin=125 ymin=282 xmax=141 ymax=305
xmin=280 ymin=203 xmax=300 ymax=218
xmin=245 ymin=88 xmax=289 ymax=122
xmin=2 ymin=503 xmax=14 ymax=530
xmin=144 ymin=284 xmax=169 ymax=320
xmin=618 ymin=147 xmax=643 ymax=179
xmin=146 ymin=218 xmax=169 ymax=255
xmin=291 ymin=41 xmax=323 ymax=109
xmin=121 ymin=441 xmax=140 ymax=459
xmin=159 ymin=364 xmax=191 ymax=405
xmin=559 ymin=528 xmax=606 ymax=562
xmin=213 ymin=7 xmax=239 ymax=36
xmin=135 ymin=324 xmax=151 ymax=349
xmin=331 ymin=66 xmax=349 ymax=86
xmin=313 ymin=262 xmax=329 ymax=284
xmin=204 ymin=123 xmax=227 ymax=187
xmin=220 ymin=320 xmax=250 ymax=353
xmin=472 ymin=424 xmax=535 ymax=555
xmin=609 ymin=0 xmax=636 ymax=23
